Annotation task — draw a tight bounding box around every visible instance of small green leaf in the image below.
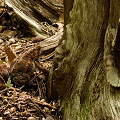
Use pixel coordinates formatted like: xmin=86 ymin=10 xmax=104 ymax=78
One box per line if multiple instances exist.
xmin=7 ymin=76 xmax=13 ymax=88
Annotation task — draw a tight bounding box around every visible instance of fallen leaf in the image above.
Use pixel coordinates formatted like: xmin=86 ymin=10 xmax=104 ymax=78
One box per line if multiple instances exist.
xmin=4 ymin=45 xmax=16 ymax=66
xmin=0 ymin=64 xmax=7 ymax=90
xmin=0 ymin=25 xmax=2 ymax=33
xmin=58 ymin=12 xmax=64 ymax=23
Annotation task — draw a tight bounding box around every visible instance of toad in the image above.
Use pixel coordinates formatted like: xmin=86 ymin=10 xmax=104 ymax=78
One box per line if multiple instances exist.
xmin=10 ymin=45 xmax=41 ymax=87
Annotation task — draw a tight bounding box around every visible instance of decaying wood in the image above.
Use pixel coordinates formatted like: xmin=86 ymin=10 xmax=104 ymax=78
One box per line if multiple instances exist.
xmin=0 ymin=87 xmax=60 ymax=119
xmin=5 ymin=0 xmax=47 ymax=39
xmin=5 ymin=0 xmax=63 ymax=38
xmin=41 ymin=0 xmax=63 ymax=12
xmin=48 ymin=0 xmax=120 ymax=119
xmin=30 ymin=97 xmax=57 ymax=110
xmin=32 ymin=2 xmax=59 ymax=23
xmin=104 ymin=0 xmax=120 ymax=87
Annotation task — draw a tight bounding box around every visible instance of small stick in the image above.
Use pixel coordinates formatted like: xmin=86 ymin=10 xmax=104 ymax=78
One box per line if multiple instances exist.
xmin=35 ymin=61 xmax=49 ymax=74
xmin=36 ymin=79 xmax=42 ymax=99
xmin=0 ymin=103 xmax=9 ymax=114
xmin=40 ymin=51 xmax=54 ymax=62
xmin=29 ymin=98 xmax=46 ymax=117
xmin=0 ymin=87 xmax=7 ymax=94
xmin=31 ymin=97 xmax=57 ymax=110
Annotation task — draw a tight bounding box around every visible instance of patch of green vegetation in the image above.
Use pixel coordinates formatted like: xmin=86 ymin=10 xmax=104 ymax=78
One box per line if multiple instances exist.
xmin=80 ymin=89 xmax=90 ymax=107
xmin=7 ymin=76 xmax=13 ymax=88
xmin=82 ymin=105 xmax=89 ymax=120
xmin=80 ymin=90 xmax=90 ymax=119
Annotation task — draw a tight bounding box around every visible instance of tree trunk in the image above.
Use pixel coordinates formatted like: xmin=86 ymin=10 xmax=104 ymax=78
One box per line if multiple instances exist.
xmin=48 ymin=0 xmax=120 ymax=119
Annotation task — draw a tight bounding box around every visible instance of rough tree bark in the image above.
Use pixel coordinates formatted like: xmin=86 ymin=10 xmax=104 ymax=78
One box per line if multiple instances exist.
xmin=48 ymin=0 xmax=120 ymax=119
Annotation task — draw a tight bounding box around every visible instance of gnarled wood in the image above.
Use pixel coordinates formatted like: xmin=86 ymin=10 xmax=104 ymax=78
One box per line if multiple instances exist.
xmin=41 ymin=0 xmax=63 ymax=12
xmin=104 ymin=0 xmax=120 ymax=87
xmin=48 ymin=0 xmax=120 ymax=119
xmin=5 ymin=0 xmax=63 ymax=38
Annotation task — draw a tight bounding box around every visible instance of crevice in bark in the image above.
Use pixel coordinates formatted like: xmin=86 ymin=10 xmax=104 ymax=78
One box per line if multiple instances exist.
xmin=63 ymin=0 xmax=74 ymax=37
xmin=80 ymin=0 xmax=110 ymax=108
xmin=80 ymin=47 xmax=104 ymax=105
xmin=114 ymin=24 xmax=120 ymax=75
xmin=104 ymin=0 xmax=120 ymax=87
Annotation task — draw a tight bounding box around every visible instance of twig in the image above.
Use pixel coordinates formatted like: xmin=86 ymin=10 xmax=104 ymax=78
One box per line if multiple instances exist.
xmin=36 ymin=79 xmax=42 ymax=99
xmin=0 ymin=5 xmax=5 ymax=8
xmin=31 ymin=97 xmax=57 ymax=110
xmin=0 ymin=11 xmax=6 ymax=18
xmin=29 ymin=98 xmax=46 ymax=117
xmin=29 ymin=73 xmax=42 ymax=83
xmin=40 ymin=51 xmax=54 ymax=62
xmin=0 ymin=87 xmax=7 ymax=94
xmin=35 ymin=61 xmax=49 ymax=74
xmin=0 ymin=103 xmax=9 ymax=114
xmin=19 ymin=85 xmax=25 ymax=90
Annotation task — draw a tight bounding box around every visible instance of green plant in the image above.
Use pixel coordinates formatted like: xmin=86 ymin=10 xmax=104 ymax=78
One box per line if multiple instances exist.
xmin=7 ymin=76 xmax=13 ymax=88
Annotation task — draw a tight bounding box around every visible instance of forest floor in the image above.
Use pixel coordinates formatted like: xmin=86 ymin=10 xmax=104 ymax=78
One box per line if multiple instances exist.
xmin=0 ymin=0 xmax=63 ymax=119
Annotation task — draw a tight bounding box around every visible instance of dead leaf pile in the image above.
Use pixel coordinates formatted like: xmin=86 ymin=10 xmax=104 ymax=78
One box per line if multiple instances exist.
xmin=0 ymin=87 xmax=62 ymax=120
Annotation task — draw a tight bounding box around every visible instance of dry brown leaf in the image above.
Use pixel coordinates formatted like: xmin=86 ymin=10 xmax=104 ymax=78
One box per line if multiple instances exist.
xmin=55 ymin=12 xmax=64 ymax=32
xmin=4 ymin=45 xmax=16 ymax=66
xmin=58 ymin=12 xmax=64 ymax=23
xmin=0 ymin=59 xmax=4 ymax=64
xmin=0 ymin=25 xmax=2 ymax=33
xmin=0 ymin=64 xmax=7 ymax=90
xmin=3 ymin=30 xmax=18 ymax=37
xmin=0 ymin=76 xmax=6 ymax=90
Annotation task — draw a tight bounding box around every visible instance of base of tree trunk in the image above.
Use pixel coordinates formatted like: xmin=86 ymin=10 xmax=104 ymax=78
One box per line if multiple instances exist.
xmin=48 ymin=0 xmax=120 ymax=119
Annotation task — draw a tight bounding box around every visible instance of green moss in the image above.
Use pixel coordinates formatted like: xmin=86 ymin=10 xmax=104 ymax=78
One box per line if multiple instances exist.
xmin=81 ymin=89 xmax=90 ymax=107
xmin=82 ymin=105 xmax=89 ymax=120
xmin=80 ymin=89 xmax=90 ymax=119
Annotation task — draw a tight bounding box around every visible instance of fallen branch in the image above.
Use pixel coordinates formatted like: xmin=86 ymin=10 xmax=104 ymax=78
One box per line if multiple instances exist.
xmin=29 ymin=98 xmax=46 ymax=117
xmin=35 ymin=61 xmax=49 ymax=74
xmin=30 ymin=97 xmax=57 ymax=110
xmin=40 ymin=51 xmax=55 ymax=62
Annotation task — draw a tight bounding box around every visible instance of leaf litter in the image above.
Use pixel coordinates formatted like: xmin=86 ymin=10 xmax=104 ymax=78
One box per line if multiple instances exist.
xmin=0 ymin=0 xmax=63 ymax=119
